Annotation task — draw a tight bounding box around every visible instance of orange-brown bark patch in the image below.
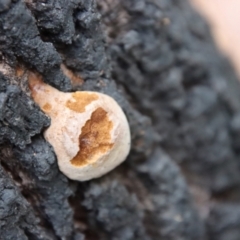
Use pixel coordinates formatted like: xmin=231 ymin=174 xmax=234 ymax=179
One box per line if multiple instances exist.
xmin=16 ymin=66 xmax=25 ymax=77
xmin=71 ymin=107 xmax=114 ymax=166
xmin=28 ymin=72 xmax=49 ymax=94
xmin=66 ymin=92 xmax=98 ymax=113
xmin=61 ymin=64 xmax=84 ymax=86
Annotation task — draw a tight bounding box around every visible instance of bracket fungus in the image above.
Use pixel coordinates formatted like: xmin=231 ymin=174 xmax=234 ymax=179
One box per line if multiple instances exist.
xmin=28 ymin=74 xmax=131 ymax=181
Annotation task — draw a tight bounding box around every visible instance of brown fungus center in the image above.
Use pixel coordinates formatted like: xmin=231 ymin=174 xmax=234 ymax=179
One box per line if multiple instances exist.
xmin=66 ymin=92 xmax=98 ymax=113
xmin=70 ymin=107 xmax=114 ymax=166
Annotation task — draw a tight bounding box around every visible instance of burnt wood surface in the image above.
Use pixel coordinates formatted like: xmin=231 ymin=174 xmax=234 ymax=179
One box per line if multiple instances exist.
xmin=1 ymin=0 xmax=240 ymax=240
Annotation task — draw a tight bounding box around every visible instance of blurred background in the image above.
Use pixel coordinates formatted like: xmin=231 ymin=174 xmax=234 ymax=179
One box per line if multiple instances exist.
xmin=191 ymin=0 xmax=240 ymax=78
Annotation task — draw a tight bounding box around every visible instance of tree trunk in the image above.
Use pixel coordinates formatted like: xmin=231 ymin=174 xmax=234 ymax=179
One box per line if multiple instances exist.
xmin=1 ymin=0 xmax=240 ymax=240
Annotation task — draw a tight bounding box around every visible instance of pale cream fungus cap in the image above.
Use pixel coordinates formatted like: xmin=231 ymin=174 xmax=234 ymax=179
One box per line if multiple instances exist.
xmin=29 ymin=74 xmax=131 ymax=181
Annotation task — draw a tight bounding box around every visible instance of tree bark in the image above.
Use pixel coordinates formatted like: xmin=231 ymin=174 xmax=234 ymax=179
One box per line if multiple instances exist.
xmin=1 ymin=0 xmax=240 ymax=240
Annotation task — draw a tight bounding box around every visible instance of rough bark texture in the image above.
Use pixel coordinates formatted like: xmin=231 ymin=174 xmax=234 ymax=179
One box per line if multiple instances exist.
xmin=1 ymin=0 xmax=240 ymax=240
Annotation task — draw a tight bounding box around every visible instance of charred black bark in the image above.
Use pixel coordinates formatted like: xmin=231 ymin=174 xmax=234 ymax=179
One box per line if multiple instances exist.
xmin=1 ymin=0 xmax=240 ymax=240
